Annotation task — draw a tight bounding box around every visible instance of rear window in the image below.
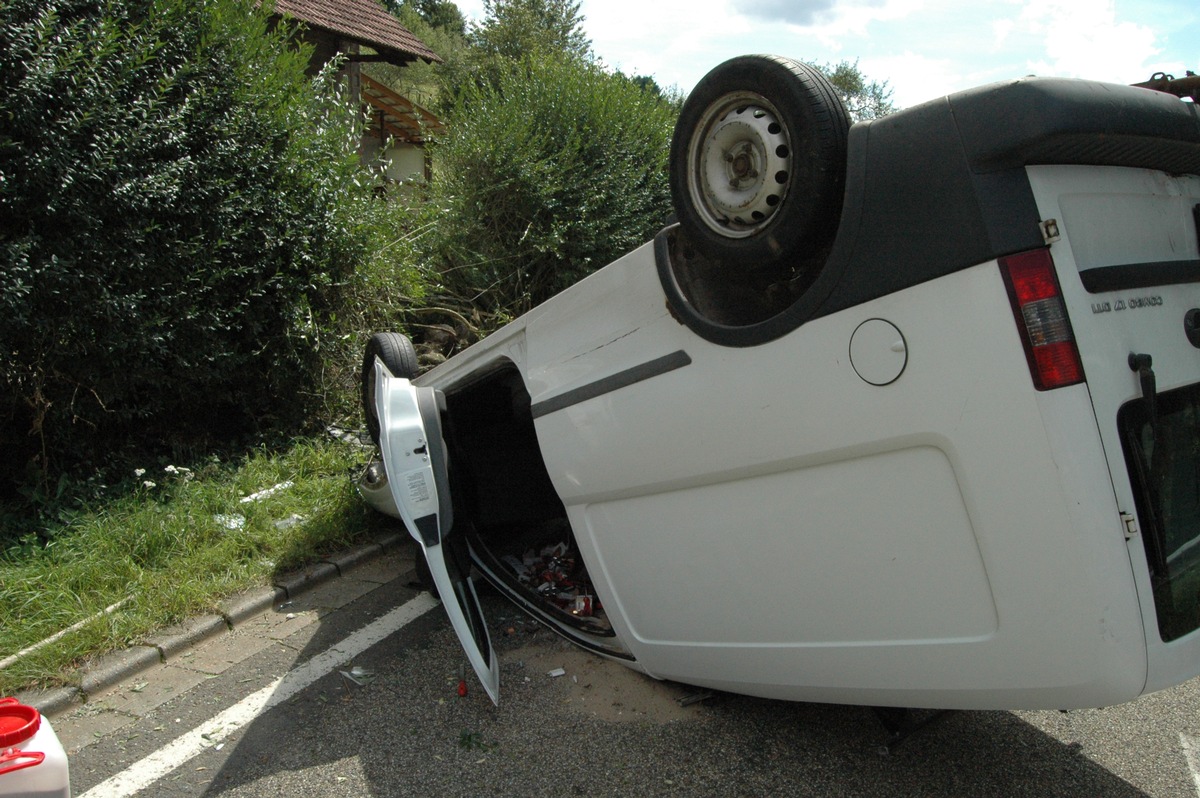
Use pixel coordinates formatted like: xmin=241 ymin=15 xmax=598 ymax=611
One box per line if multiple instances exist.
xmin=1120 ymin=382 xmax=1200 ymax=642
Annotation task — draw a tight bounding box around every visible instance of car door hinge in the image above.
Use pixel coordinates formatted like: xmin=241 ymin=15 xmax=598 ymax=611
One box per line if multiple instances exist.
xmin=1121 ymin=512 xmax=1138 ymax=540
xmin=1040 ymin=218 xmax=1061 ymax=245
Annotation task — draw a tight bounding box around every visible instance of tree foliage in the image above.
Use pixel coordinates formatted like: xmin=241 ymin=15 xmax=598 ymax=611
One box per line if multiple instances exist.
xmin=468 ymin=0 xmax=591 ymax=63
xmin=386 ymin=0 xmax=466 ymax=36
xmin=412 ymin=0 xmax=678 ymax=319
xmin=818 ymin=59 xmax=897 ymax=121
xmin=0 ymin=0 xmax=378 ymax=502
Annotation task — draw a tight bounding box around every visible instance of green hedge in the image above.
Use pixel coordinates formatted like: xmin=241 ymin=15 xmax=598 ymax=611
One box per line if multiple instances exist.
xmin=0 ymin=0 xmax=374 ymax=503
xmin=428 ymin=55 xmax=678 ymax=315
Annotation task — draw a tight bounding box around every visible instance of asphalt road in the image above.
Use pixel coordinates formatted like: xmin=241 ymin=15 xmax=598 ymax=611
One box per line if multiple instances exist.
xmin=52 ymin=542 xmax=1200 ymax=798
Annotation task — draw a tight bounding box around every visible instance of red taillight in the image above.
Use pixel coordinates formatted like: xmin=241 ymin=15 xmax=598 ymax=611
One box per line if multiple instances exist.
xmin=999 ymin=248 xmax=1085 ymax=391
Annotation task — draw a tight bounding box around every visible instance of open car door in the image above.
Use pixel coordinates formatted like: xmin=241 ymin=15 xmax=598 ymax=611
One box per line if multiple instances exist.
xmin=373 ymin=360 xmax=500 ymax=704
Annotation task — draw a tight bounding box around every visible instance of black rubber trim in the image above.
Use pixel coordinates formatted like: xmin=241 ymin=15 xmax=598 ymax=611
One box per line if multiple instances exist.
xmin=1079 ymin=260 xmax=1200 ymax=293
xmin=658 ymin=76 xmax=1200 ymax=348
xmin=530 ymin=350 xmax=692 ymax=419
xmin=413 ymin=515 xmax=439 ymax=549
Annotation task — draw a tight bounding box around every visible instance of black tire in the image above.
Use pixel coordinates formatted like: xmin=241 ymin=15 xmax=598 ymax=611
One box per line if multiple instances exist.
xmin=669 ymin=55 xmax=850 ymax=268
xmin=361 ymin=332 xmax=419 ymax=447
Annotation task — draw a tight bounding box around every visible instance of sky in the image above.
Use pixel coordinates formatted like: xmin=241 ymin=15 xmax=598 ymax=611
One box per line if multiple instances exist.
xmin=452 ymin=0 xmax=1198 ymax=109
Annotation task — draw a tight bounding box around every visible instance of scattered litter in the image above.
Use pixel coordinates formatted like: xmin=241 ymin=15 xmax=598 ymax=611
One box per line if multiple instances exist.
xmin=130 ymin=682 xmax=147 ymax=693
xmin=547 ymin=667 xmax=566 ymax=678
xmin=285 ymin=613 xmax=296 ymax=620
xmin=677 ymin=690 xmax=715 ymax=707
xmin=502 ymin=542 xmax=606 ymax=627
xmin=240 ymin=481 xmax=294 ymax=504
xmin=273 ymin=514 xmax=305 ymax=530
xmin=213 ymin=514 xmax=245 ymax=531
xmin=339 ymin=666 xmax=376 ymax=686
xmin=215 ymin=743 xmax=224 ymax=752
xmin=327 ymin=425 xmax=370 ymax=446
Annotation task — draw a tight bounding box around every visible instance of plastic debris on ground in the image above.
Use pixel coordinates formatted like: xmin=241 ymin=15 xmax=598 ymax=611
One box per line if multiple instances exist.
xmin=240 ymin=481 xmax=294 ymax=504
xmin=273 ymin=513 xmax=305 ymax=530
xmin=327 ymin=425 xmax=371 ymax=447
xmin=500 ymin=542 xmax=609 ymax=630
xmin=339 ymin=666 xmax=375 ymax=686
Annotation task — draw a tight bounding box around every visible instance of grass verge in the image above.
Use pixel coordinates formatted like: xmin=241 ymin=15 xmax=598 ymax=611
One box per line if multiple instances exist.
xmin=0 ymin=435 xmax=386 ymax=697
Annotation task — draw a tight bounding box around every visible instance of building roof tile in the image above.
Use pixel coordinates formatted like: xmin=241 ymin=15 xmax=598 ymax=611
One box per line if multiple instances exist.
xmin=273 ymin=0 xmax=441 ymax=63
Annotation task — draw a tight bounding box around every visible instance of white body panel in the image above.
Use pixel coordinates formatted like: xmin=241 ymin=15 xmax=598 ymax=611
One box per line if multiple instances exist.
xmin=1026 ymin=164 xmax=1200 ymax=696
xmin=415 ymin=238 xmax=1149 ymax=709
xmin=374 ymin=368 xmax=500 ymax=703
xmin=365 ymin=76 xmax=1200 ymax=710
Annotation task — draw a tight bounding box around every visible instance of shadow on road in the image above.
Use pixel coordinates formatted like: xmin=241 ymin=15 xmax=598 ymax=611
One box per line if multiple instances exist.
xmin=197 ymin=586 xmax=1152 ymax=798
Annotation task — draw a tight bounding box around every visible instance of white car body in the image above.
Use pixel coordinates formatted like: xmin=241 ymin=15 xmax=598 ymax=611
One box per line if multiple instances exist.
xmin=362 ymin=72 xmax=1200 ymax=710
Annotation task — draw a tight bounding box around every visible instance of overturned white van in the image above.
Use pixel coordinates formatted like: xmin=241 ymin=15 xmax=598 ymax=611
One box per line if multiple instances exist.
xmin=359 ymin=56 xmax=1200 ymax=711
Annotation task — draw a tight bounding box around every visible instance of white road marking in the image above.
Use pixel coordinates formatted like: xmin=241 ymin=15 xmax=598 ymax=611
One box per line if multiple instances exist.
xmin=78 ymin=592 xmax=440 ymax=798
xmin=1181 ymin=733 xmax=1200 ymax=797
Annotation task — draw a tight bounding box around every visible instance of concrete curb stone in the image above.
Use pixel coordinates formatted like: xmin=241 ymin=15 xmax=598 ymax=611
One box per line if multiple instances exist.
xmin=322 ymin=542 xmax=382 ymax=575
xmin=273 ymin=562 xmax=338 ymax=599
xmin=375 ymin=530 xmax=406 ymax=550
xmin=16 ymin=533 xmax=413 ymax=716
xmin=79 ymin=645 xmax=161 ymax=696
xmin=142 ymin=614 xmax=228 ymax=660
xmin=218 ymin=586 xmax=288 ymax=627
xmin=14 ymin=686 xmax=80 ymax=718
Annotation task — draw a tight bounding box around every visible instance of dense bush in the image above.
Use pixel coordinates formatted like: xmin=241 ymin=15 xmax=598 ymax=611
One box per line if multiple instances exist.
xmin=0 ymin=0 xmax=381 ymax=502
xmin=427 ymin=54 xmax=679 ymax=315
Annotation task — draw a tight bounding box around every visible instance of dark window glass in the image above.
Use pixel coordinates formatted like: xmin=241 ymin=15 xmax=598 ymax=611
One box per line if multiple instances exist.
xmin=1120 ymin=384 xmax=1200 ymax=641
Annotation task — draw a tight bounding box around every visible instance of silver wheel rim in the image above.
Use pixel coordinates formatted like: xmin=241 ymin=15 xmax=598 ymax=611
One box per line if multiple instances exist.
xmin=686 ymin=91 xmax=793 ymax=240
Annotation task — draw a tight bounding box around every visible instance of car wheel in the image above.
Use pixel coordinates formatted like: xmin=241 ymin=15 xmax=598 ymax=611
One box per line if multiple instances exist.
xmin=669 ymin=55 xmax=850 ymax=269
xmin=361 ymin=332 xmax=419 ymax=447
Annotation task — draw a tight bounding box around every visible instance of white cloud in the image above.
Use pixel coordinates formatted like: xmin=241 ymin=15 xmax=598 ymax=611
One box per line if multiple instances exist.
xmin=577 ymin=0 xmax=933 ymax=93
xmin=734 ymin=0 xmax=841 ymax=26
xmin=1013 ymin=0 xmax=1162 ymax=82
xmin=990 ymin=16 xmax=1015 ymax=49
xmin=574 ymin=1 xmax=756 ymax=93
xmin=441 ymin=0 xmax=1188 ymax=107
xmin=858 ymin=52 xmax=962 ymax=107
xmin=454 ymin=0 xmax=485 ymax=21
